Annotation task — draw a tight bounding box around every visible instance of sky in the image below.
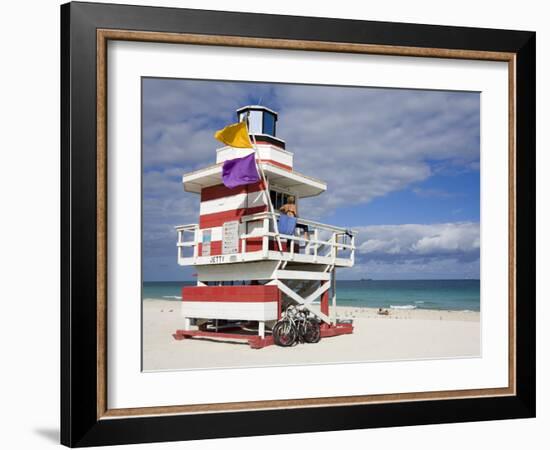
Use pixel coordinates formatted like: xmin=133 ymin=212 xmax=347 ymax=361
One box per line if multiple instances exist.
xmin=142 ymin=77 xmax=480 ymax=281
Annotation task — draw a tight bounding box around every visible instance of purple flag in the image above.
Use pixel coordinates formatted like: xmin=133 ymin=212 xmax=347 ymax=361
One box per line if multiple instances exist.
xmin=222 ymin=153 xmax=260 ymax=189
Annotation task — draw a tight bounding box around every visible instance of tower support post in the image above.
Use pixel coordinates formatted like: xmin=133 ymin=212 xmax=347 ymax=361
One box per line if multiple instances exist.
xmin=320 ymin=280 xmax=330 ymax=317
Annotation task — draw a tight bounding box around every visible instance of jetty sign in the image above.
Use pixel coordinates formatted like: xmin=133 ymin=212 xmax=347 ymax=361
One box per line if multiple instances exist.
xmin=222 ymin=220 xmax=240 ymax=255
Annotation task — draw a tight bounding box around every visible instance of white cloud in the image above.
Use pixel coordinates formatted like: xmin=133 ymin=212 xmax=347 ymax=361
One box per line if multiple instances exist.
xmin=142 ymin=80 xmax=479 ymax=213
xmin=355 ymin=222 xmax=480 ymax=260
xmin=274 ymin=86 xmax=479 ymax=211
xmin=337 ymin=222 xmax=481 ymax=279
xmin=141 ymin=79 xmax=480 ymax=279
xmin=142 ymin=169 xmax=200 ymax=260
xmin=344 ymin=257 xmax=480 ymax=280
xmin=142 ymin=79 xmax=269 ymax=168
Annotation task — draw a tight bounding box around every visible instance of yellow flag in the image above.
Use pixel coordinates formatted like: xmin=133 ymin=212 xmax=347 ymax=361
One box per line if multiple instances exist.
xmin=214 ymin=121 xmax=253 ymax=148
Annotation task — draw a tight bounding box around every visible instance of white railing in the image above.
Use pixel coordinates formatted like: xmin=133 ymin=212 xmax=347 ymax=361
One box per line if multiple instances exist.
xmin=175 ymin=212 xmax=355 ymax=267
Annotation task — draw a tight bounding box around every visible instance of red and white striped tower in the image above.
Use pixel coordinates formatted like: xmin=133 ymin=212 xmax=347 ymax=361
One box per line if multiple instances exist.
xmin=174 ymin=106 xmax=356 ymax=348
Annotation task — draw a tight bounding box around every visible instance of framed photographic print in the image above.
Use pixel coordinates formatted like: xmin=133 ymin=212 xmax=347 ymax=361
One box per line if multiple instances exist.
xmin=61 ymin=1 xmax=536 ymax=447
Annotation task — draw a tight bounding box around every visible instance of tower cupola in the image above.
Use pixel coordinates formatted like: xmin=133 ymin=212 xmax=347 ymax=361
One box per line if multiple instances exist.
xmin=236 ymin=105 xmax=285 ymax=148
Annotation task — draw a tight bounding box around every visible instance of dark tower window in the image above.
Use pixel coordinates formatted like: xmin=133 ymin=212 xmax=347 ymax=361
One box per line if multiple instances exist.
xmin=262 ymin=112 xmax=276 ymax=136
xmin=270 ymin=190 xmax=290 ymax=210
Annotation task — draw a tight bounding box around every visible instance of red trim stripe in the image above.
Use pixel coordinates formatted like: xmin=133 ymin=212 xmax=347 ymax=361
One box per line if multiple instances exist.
xmin=254 ymin=140 xmax=285 ymax=151
xmin=200 ymin=181 xmax=266 ymax=202
xmin=198 ymin=241 xmax=226 ymax=256
xmin=199 ymin=205 xmax=267 ymax=229
xmin=199 ymin=161 xmax=290 ymax=203
xmin=182 ymin=285 xmax=279 ymax=302
xmin=321 ymin=280 xmax=329 ymax=315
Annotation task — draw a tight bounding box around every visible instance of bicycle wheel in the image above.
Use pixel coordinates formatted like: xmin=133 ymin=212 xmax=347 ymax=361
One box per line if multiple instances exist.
xmin=273 ymin=320 xmax=297 ymax=347
xmin=303 ymin=319 xmax=321 ymax=343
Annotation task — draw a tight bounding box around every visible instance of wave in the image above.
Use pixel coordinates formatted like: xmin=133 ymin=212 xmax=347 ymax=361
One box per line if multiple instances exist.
xmin=162 ymin=295 xmax=182 ymax=300
xmin=390 ymin=304 xmax=417 ymax=310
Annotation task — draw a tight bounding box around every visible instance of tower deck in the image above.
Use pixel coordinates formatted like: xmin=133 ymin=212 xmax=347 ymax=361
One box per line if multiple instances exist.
xmin=176 ymin=211 xmax=355 ymax=268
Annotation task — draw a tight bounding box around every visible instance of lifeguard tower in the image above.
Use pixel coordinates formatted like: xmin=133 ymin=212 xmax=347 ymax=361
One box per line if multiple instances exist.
xmin=173 ymin=106 xmax=356 ymax=348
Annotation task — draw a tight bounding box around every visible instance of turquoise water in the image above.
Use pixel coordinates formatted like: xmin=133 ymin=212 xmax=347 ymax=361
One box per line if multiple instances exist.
xmin=143 ymin=279 xmax=480 ymax=312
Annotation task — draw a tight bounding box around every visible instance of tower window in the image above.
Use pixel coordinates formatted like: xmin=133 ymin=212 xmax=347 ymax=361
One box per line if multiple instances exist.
xmin=262 ymin=112 xmax=276 ymax=136
xmin=269 ymin=190 xmax=291 ymax=210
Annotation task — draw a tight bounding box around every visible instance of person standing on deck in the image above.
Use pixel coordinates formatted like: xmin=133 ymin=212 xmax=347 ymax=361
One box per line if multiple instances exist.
xmin=279 ymin=196 xmax=310 ymax=242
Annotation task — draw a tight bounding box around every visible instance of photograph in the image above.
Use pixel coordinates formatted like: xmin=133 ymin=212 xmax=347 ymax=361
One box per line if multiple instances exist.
xmin=141 ymin=78 xmax=481 ymax=371
xmin=56 ymin=1 xmax=536 ymax=446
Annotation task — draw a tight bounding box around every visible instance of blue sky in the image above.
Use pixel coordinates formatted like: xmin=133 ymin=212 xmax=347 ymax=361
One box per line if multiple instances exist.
xmin=142 ymin=78 xmax=480 ymax=281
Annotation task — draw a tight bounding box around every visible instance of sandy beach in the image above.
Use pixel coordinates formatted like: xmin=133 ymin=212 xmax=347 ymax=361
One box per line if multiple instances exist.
xmin=143 ymin=299 xmax=480 ymax=371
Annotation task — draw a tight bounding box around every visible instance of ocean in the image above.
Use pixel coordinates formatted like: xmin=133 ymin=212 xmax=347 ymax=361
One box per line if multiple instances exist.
xmin=142 ymin=279 xmax=480 ymax=312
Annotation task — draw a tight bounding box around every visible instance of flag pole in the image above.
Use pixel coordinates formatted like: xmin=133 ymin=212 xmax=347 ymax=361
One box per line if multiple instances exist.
xmin=248 ymin=127 xmax=284 ymax=254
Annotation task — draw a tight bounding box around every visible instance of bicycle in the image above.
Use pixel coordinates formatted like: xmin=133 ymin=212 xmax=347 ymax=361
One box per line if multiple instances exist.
xmin=272 ymin=305 xmax=321 ymax=347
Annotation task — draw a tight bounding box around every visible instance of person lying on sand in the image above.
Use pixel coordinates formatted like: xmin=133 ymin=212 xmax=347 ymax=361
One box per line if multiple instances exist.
xmin=377 ymin=308 xmax=390 ymax=316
